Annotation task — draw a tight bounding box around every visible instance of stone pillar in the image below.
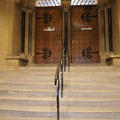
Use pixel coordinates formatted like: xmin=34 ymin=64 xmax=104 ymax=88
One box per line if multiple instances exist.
xmin=31 ymin=9 xmax=36 ymax=64
xmin=0 ymin=0 xmax=15 ymax=67
xmin=98 ymin=3 xmax=111 ymax=63
xmin=111 ymin=0 xmax=120 ymax=54
xmin=62 ymin=0 xmax=71 ymax=64
xmin=26 ymin=8 xmax=36 ymax=65
xmin=6 ymin=1 xmax=16 ymax=57
xmin=104 ymin=5 xmax=109 ymax=54
xmin=20 ymin=1 xmax=36 ymax=65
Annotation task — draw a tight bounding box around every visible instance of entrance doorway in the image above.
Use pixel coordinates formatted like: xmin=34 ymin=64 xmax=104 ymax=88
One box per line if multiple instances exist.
xmin=35 ymin=5 xmax=99 ymax=64
xmin=71 ymin=5 xmax=99 ymax=63
xmin=35 ymin=7 xmax=62 ymax=64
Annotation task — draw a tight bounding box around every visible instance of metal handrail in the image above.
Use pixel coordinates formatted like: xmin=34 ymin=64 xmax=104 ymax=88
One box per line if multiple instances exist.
xmin=55 ymin=70 xmax=60 ymax=120
xmin=54 ymin=48 xmax=63 ymax=120
xmin=54 ymin=47 xmax=70 ymax=120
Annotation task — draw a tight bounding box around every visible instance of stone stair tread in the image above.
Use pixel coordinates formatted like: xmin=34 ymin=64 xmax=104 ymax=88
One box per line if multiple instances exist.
xmin=1 ymin=96 xmax=120 ymax=101
xmin=0 ymin=111 xmax=120 ymax=119
xmin=0 ymin=88 xmax=120 ymax=92
xmin=0 ymin=99 xmax=120 ymax=107
xmin=0 ymin=84 xmax=120 ymax=91
xmin=1 ymin=89 xmax=120 ymax=92
xmin=1 ymin=90 xmax=120 ymax=98
xmin=1 ymin=81 xmax=120 ymax=85
xmin=0 ymin=106 xmax=120 ymax=112
xmin=1 ymin=80 xmax=120 ymax=84
xmin=0 ymin=118 xmax=119 ymax=120
xmin=0 ymin=65 xmax=120 ymax=119
xmin=0 ymin=90 xmax=55 ymax=97
xmin=0 ymin=97 xmax=56 ymax=101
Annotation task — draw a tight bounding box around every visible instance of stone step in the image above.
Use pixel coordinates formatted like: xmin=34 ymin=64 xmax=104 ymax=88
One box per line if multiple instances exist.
xmin=0 ymin=91 xmax=55 ymax=97
xmin=0 ymin=89 xmax=120 ymax=92
xmin=1 ymin=77 xmax=54 ymax=81
xmin=64 ymin=72 xmax=120 ymax=77
xmin=63 ymin=84 xmax=120 ymax=90
xmin=0 ymin=99 xmax=120 ymax=107
xmin=0 ymin=84 xmax=120 ymax=91
xmin=0 ymin=88 xmax=55 ymax=92
xmin=0 ymin=118 xmax=118 ymax=120
xmin=18 ymin=67 xmax=56 ymax=71
xmin=1 ymin=77 xmax=120 ymax=83
xmin=0 ymin=110 xmax=120 ymax=119
xmin=0 ymin=65 xmax=120 ymax=120
xmin=1 ymin=91 xmax=120 ymax=99
xmin=69 ymin=67 xmax=115 ymax=71
xmin=0 ymin=106 xmax=120 ymax=112
xmin=70 ymin=64 xmax=112 ymax=68
xmin=1 ymin=81 xmax=120 ymax=86
xmin=0 ymin=84 xmax=55 ymax=90
xmin=0 ymin=81 xmax=54 ymax=85
xmin=63 ymin=79 xmax=120 ymax=83
xmin=0 ymin=96 xmax=120 ymax=102
xmin=3 ymin=119 xmax=120 ymax=120
xmin=0 ymin=97 xmax=56 ymax=101
xmin=0 ymin=73 xmax=55 ymax=77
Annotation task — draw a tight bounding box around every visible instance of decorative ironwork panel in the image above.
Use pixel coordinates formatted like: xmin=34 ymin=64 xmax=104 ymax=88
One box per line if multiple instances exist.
xmin=81 ymin=47 xmax=98 ymax=59
xmin=36 ymin=13 xmax=52 ymax=24
xmin=36 ymin=48 xmax=52 ymax=59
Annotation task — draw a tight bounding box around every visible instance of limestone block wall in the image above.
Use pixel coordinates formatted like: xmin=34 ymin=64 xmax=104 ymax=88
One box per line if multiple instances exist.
xmin=0 ymin=0 xmax=120 ymax=67
xmin=12 ymin=2 xmax=21 ymax=56
xmin=98 ymin=0 xmax=120 ymax=65
xmin=0 ymin=0 xmax=21 ymax=68
xmin=111 ymin=0 xmax=120 ymax=54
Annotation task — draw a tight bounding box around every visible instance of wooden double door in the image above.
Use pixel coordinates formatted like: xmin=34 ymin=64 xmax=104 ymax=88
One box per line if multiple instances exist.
xmin=35 ymin=6 xmax=99 ymax=64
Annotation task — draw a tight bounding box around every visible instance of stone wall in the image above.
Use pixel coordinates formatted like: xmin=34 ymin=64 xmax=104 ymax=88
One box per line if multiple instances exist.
xmin=0 ymin=0 xmax=21 ymax=68
xmin=0 ymin=0 xmax=120 ymax=67
xmin=111 ymin=0 xmax=120 ymax=54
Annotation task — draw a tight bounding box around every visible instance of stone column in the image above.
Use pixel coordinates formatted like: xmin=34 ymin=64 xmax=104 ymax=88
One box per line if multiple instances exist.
xmin=20 ymin=1 xmax=36 ymax=64
xmin=27 ymin=8 xmax=36 ymax=65
xmin=62 ymin=0 xmax=71 ymax=64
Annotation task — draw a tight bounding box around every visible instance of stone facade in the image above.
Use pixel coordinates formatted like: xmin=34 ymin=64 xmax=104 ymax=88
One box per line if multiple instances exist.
xmin=0 ymin=0 xmax=120 ymax=68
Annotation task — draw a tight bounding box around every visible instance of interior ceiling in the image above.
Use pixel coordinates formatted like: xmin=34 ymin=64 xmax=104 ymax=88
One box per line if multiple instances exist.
xmin=36 ymin=0 xmax=98 ymax=7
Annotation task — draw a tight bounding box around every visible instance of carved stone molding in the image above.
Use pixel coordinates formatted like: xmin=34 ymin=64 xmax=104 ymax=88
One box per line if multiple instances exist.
xmin=61 ymin=0 xmax=71 ymax=6
xmin=98 ymin=0 xmax=112 ymax=8
xmin=20 ymin=0 xmax=36 ymax=9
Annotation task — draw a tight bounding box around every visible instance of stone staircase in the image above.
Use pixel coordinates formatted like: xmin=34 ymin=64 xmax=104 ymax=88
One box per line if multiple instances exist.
xmin=0 ymin=64 xmax=120 ymax=120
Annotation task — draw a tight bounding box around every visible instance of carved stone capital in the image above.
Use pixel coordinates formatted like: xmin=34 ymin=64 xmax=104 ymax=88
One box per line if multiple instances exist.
xmin=20 ymin=0 xmax=36 ymax=9
xmin=63 ymin=5 xmax=71 ymax=12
